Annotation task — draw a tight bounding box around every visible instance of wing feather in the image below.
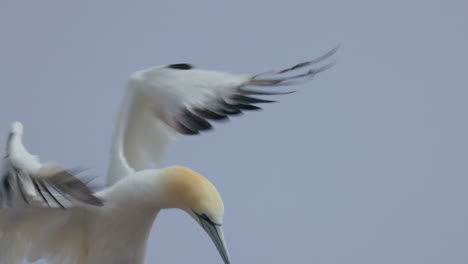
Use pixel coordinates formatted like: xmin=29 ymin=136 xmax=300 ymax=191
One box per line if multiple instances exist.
xmin=107 ymin=47 xmax=337 ymax=183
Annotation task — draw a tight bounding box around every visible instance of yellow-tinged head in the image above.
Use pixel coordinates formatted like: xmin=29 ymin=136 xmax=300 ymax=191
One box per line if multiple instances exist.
xmin=161 ymin=166 xmax=224 ymax=222
xmin=159 ymin=166 xmax=230 ymax=264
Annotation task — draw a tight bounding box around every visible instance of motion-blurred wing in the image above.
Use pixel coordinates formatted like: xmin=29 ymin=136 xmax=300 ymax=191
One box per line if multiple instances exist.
xmin=107 ymin=47 xmax=337 ymax=184
xmin=0 ymin=160 xmax=102 ymax=209
xmin=0 ymin=123 xmax=103 ymax=264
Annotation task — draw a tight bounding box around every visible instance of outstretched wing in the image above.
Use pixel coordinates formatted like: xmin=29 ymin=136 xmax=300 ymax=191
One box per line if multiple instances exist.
xmin=0 ymin=122 xmax=103 ymax=264
xmin=107 ymin=47 xmax=337 ymax=184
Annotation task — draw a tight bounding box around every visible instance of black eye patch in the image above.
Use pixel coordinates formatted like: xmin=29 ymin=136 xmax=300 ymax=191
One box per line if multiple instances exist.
xmin=167 ymin=63 xmax=193 ymax=70
xmin=192 ymin=209 xmax=221 ymax=226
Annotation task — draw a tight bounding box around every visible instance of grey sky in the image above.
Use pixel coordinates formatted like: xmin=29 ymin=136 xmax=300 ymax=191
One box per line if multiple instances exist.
xmin=1 ymin=1 xmax=467 ymax=263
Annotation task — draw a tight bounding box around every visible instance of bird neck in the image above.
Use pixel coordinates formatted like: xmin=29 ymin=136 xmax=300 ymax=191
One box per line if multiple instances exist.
xmin=101 ymin=169 xmax=165 ymax=209
xmin=107 ymin=86 xmax=137 ymax=185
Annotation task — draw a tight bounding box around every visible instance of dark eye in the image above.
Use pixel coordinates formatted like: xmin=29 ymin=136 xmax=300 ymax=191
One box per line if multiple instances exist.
xmin=198 ymin=213 xmax=211 ymax=222
xmin=192 ymin=209 xmax=221 ymax=226
xmin=167 ymin=63 xmax=193 ymax=70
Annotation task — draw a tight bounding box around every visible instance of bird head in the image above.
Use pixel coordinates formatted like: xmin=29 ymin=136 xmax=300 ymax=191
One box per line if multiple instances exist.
xmin=160 ymin=166 xmax=230 ymax=264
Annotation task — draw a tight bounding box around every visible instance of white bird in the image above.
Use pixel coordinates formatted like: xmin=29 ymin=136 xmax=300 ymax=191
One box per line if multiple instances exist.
xmin=0 ymin=47 xmax=336 ymax=264
xmin=0 ymin=123 xmax=227 ymax=264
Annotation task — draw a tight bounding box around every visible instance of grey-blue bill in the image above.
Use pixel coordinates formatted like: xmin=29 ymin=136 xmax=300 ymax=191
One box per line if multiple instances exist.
xmin=200 ymin=217 xmax=231 ymax=264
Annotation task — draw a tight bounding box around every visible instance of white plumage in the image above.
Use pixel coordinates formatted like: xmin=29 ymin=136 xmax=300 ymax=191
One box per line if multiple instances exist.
xmin=0 ymin=47 xmax=336 ymax=264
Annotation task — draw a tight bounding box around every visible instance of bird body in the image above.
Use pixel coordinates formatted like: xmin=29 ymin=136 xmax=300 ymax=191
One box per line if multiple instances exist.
xmin=0 ymin=122 xmax=228 ymax=264
xmin=0 ymin=172 xmax=157 ymax=264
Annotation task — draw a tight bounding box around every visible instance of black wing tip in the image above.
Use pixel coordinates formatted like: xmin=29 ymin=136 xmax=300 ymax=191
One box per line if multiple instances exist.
xmin=231 ymin=104 xmax=262 ymax=111
xmin=174 ymin=120 xmax=200 ymax=135
xmin=300 ymin=45 xmax=340 ymax=68
xmin=172 ymin=109 xmax=214 ymax=136
xmin=193 ymin=108 xmax=229 ymax=121
xmin=174 ymin=93 xmax=274 ymax=135
xmin=230 ymin=94 xmax=276 ymax=104
xmin=167 ymin=63 xmax=193 ymax=70
xmin=240 ymin=89 xmax=296 ymax=96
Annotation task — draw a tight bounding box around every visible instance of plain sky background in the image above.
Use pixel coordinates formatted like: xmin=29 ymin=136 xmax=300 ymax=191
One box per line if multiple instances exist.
xmin=1 ymin=1 xmax=467 ymax=263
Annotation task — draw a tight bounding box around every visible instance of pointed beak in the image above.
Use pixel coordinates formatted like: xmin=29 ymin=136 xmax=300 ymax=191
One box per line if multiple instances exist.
xmin=199 ymin=218 xmax=231 ymax=264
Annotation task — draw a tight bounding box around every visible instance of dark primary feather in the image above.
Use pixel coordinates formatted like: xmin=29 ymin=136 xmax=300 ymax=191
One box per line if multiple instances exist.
xmin=193 ymin=108 xmax=229 ymax=120
xmin=14 ymin=169 xmax=30 ymax=205
xmin=46 ymin=170 xmax=103 ymax=206
xmin=172 ymin=120 xmax=199 ymax=135
xmin=172 ymin=94 xmax=269 ymax=135
xmin=229 ymin=94 xmax=276 ymax=104
xmin=37 ymin=179 xmax=66 ymax=209
xmin=217 ymin=100 xmax=243 ymax=115
xmin=31 ymin=178 xmax=50 ymax=207
xmin=277 ymin=45 xmax=339 ymax=74
xmin=180 ymin=109 xmax=213 ymax=131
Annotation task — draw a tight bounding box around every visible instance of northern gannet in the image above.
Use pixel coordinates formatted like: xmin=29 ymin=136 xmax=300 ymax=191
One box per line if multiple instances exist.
xmin=0 ymin=123 xmax=228 ymax=264
xmin=0 ymin=47 xmax=336 ymax=264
